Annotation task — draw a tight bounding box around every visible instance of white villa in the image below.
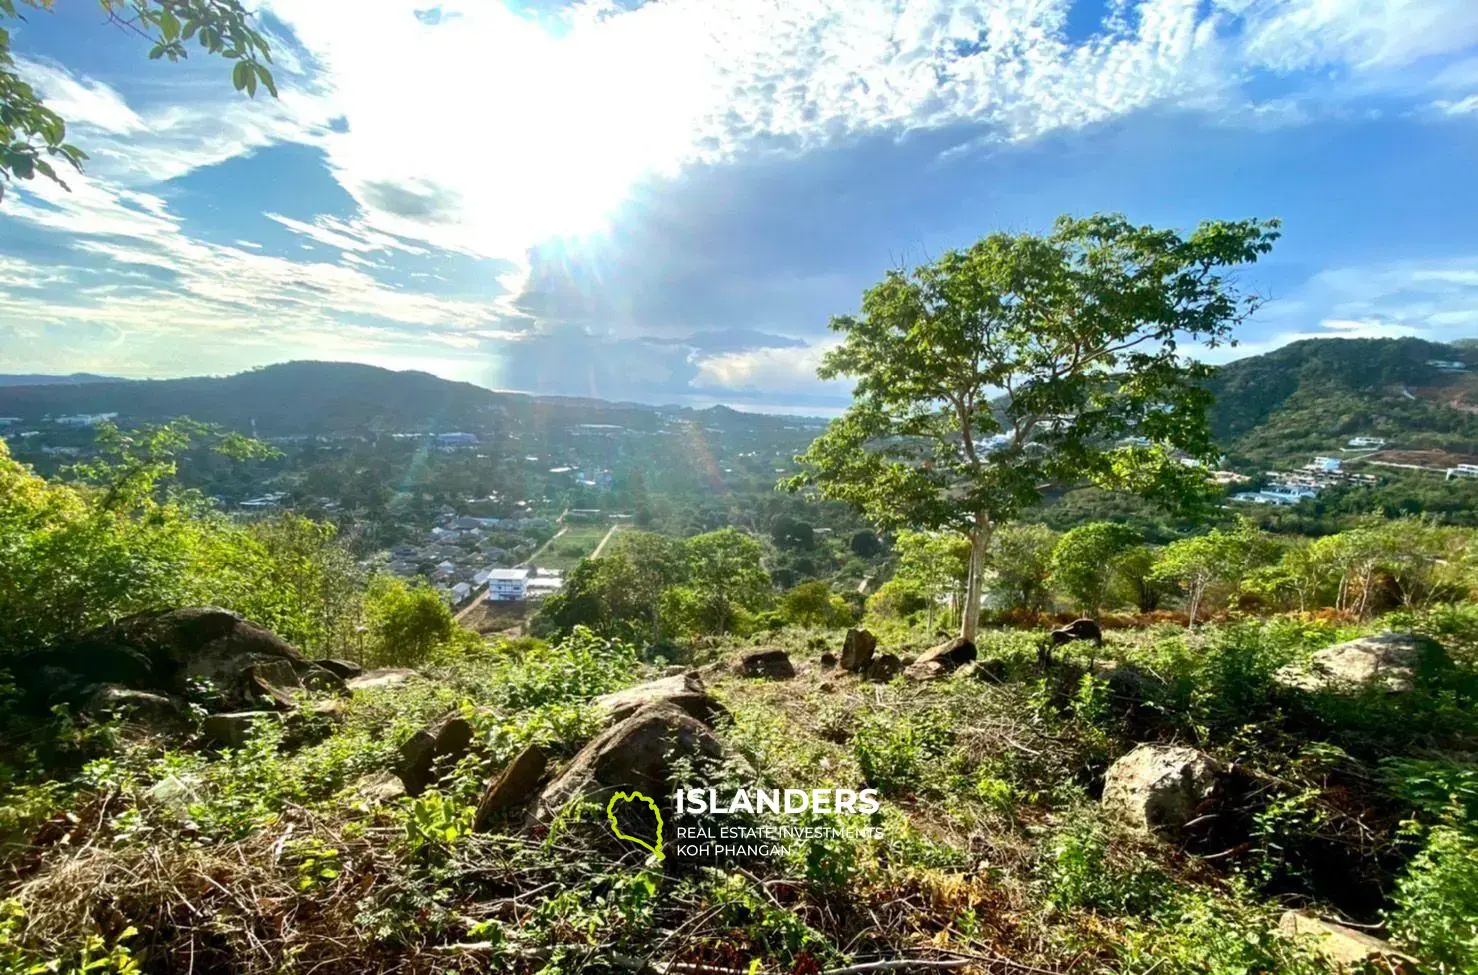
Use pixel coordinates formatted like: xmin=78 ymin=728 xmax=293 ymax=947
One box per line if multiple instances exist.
xmin=486 ymin=568 xmax=531 ymax=601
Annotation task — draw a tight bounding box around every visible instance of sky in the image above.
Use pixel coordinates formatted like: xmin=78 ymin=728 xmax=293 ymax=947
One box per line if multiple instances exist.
xmin=1 ymin=0 xmax=1477 ymax=414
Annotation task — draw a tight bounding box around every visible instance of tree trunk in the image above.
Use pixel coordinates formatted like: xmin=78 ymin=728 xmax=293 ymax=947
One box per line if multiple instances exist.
xmin=960 ymin=513 xmax=991 ymax=642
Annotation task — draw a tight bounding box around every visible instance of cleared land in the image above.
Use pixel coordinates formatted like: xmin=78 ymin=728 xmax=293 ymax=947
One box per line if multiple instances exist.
xmin=531 ymin=522 xmax=611 ymax=571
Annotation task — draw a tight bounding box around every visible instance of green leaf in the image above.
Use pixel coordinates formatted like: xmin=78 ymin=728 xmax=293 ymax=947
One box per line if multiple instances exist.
xmin=231 ymin=59 xmax=249 ymax=91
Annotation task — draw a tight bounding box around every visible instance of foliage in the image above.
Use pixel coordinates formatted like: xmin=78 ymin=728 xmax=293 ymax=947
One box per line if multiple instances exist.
xmin=1150 ymin=518 xmax=1279 ymax=626
xmin=779 ymin=581 xmax=851 ymax=628
xmin=787 ymin=212 xmax=1279 ymax=639
xmin=0 ymin=0 xmax=277 ymax=201
xmin=1048 ymin=521 xmax=1140 ymax=617
xmin=987 ymin=523 xmax=1058 ymax=615
xmin=364 ymin=576 xmax=456 ymax=668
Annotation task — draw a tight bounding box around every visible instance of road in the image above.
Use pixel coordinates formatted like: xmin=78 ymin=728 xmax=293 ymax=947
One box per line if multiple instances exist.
xmin=588 ymin=522 xmax=621 ymax=560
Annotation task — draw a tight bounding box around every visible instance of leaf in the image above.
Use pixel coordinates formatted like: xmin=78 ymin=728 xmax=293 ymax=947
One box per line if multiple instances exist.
xmin=231 ymin=59 xmax=249 ymax=91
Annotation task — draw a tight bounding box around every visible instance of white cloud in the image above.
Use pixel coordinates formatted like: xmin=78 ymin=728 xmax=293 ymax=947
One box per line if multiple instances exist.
xmin=1433 ymin=93 xmax=1478 ymax=115
xmin=17 ymin=58 xmax=146 ymax=134
xmin=693 ymin=339 xmax=844 ymax=394
xmin=1230 ymin=0 xmax=1478 ymax=72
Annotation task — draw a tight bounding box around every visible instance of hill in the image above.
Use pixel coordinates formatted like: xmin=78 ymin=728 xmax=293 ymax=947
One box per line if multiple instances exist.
xmin=0 ymin=373 xmax=118 ymax=387
xmin=1206 ymin=337 xmax=1478 ymax=468
xmin=0 ymin=361 xmax=811 ymax=437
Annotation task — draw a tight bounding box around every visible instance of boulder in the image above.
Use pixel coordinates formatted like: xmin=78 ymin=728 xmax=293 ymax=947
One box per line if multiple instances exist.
xmin=1278 ymin=912 xmax=1417 ymax=971
xmin=12 ymin=607 xmax=345 ymax=713
xmin=397 ymin=711 xmax=475 ymax=796
xmin=534 ymin=702 xmax=732 ymax=822
xmin=1102 ymin=744 xmax=1221 ymax=833
xmin=473 ymin=744 xmax=548 ymax=830
xmin=905 ymin=637 xmax=976 ymax=680
xmin=1051 ymin=617 xmax=1104 ymax=648
xmin=819 ymin=652 xmax=838 ymax=668
xmin=733 ymin=648 xmax=796 ymax=680
xmin=145 ymin=773 xmax=201 ymax=814
xmin=866 ymin=653 xmax=904 ymax=682
xmin=346 ymin=668 xmax=419 ymax=692
xmin=1276 ymin=632 xmax=1445 ymax=694
xmin=594 ymin=673 xmax=728 ymax=728
xmin=82 ymin=684 xmax=186 ymax=722
xmin=203 ymin=711 xmax=283 ymax=748
xmin=355 ymin=770 xmax=407 ymax=803
xmin=954 ymin=659 xmax=1006 ymax=683
xmin=317 ymin=658 xmax=364 ymax=680
xmin=840 ymin=628 xmax=877 ymax=672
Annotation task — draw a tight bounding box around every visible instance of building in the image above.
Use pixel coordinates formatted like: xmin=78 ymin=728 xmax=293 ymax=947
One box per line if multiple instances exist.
xmin=1232 ymin=484 xmax=1319 ymax=506
xmin=449 ymin=582 xmax=472 ymax=603
xmin=1310 ymin=456 xmax=1342 ymax=473
xmin=1446 ymin=464 xmax=1478 ymax=480
xmin=486 ymin=568 xmax=530 ymax=601
xmin=1428 ymin=359 xmax=1469 ymax=372
xmin=526 ymin=569 xmax=565 ymax=598
xmin=1348 ymin=436 xmax=1387 ymax=449
xmin=53 ymin=412 xmax=118 ymax=427
xmin=437 ymin=432 xmax=478 ymax=447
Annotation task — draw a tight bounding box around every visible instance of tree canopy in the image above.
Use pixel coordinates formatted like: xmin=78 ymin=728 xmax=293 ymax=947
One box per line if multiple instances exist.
xmin=787 ymin=213 xmax=1281 ymax=638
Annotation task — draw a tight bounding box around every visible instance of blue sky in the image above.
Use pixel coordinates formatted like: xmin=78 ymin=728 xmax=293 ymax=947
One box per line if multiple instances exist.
xmin=2 ymin=0 xmax=1477 ymax=413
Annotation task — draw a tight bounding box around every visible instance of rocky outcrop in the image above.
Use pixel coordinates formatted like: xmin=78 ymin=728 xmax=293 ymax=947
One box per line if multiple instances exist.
xmin=905 ymin=637 xmax=976 ymax=680
xmin=345 ymin=668 xmax=419 ymax=692
xmin=534 ymin=702 xmax=732 ymax=822
xmin=840 ymin=628 xmax=877 ymax=672
xmin=593 ymin=673 xmax=728 ymax=728
xmin=203 ymin=711 xmax=283 ymax=748
xmin=733 ymin=648 xmax=795 ymax=679
xmin=396 ymin=711 xmax=475 ymax=796
xmin=866 ymin=653 xmax=903 ymax=682
xmin=355 ymin=771 xmax=407 ymax=803
xmin=1051 ymin=618 xmax=1103 ymax=648
xmin=1276 ymin=632 xmax=1445 ymax=694
xmin=473 ymin=744 xmax=548 ymax=830
xmin=1278 ymin=912 xmax=1417 ymax=971
xmin=316 ymin=658 xmax=364 ymax=680
xmin=1102 ymin=744 xmax=1221 ymax=833
xmin=82 ymin=685 xmax=186 ymax=722
xmin=14 ymin=607 xmax=345 ymax=714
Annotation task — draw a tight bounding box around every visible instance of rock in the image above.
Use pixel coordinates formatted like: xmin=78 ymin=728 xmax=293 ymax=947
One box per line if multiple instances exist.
xmin=840 ymin=628 xmax=877 ymax=672
xmin=953 ymin=659 xmax=1005 ymax=683
xmin=12 ymin=607 xmax=344 ymax=713
xmin=594 ymin=673 xmax=728 ymax=728
xmin=82 ymin=684 xmax=186 ymax=722
xmin=203 ymin=711 xmax=283 ymax=748
xmin=346 ymin=668 xmax=418 ymax=692
xmin=818 ymin=682 xmax=836 ymax=694
xmin=396 ymin=711 xmax=475 ymax=796
xmin=866 ymin=653 xmax=903 ymax=682
xmin=145 ymin=773 xmax=201 ymax=813
xmin=1094 ymin=660 xmax=1164 ymax=706
xmin=535 ymin=702 xmax=733 ymax=822
xmin=1276 ymin=632 xmax=1445 ymax=694
xmin=1102 ymin=744 xmax=1221 ymax=833
xmin=316 ymin=658 xmax=364 ymax=680
xmin=819 ymin=652 xmax=838 ymax=668
xmin=473 ymin=745 xmax=549 ymax=830
xmin=245 ymin=668 xmax=299 ymax=711
xmin=355 ymin=770 xmax=407 ymax=803
xmin=1051 ymin=618 xmax=1103 ymax=648
xmin=733 ymin=648 xmax=796 ymax=679
xmin=1278 ymin=912 xmax=1417 ymax=971
xmin=905 ymin=637 xmax=976 ymax=680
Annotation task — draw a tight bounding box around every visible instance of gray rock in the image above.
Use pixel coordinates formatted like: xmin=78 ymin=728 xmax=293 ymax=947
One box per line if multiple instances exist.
xmin=1102 ymin=743 xmax=1221 ymax=833
xmin=1278 ymin=911 xmax=1417 ymax=970
xmin=840 ymin=628 xmax=877 ymax=672
xmin=317 ymin=658 xmax=364 ymax=680
xmin=396 ymin=711 xmax=475 ymax=796
xmin=474 ymin=744 xmax=548 ymax=830
xmin=346 ymin=668 xmax=419 ymax=692
xmin=594 ymin=673 xmax=728 ymax=728
xmin=145 ymin=773 xmax=201 ymax=813
xmin=534 ymin=702 xmax=732 ymax=822
xmin=203 ymin=710 xmax=283 ymax=748
xmin=905 ymin=637 xmax=976 ymax=680
xmin=733 ymin=648 xmax=796 ymax=679
xmin=355 ymin=770 xmax=407 ymax=803
xmin=1276 ymin=632 xmax=1445 ymax=694
xmin=866 ymin=653 xmax=904 ymax=682
xmin=82 ymin=684 xmax=185 ymax=722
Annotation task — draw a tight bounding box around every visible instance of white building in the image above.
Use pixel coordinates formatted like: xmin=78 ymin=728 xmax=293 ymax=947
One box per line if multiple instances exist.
xmin=1446 ymin=464 xmax=1478 ymax=481
xmin=486 ymin=568 xmax=530 ymax=601
xmin=1428 ymin=359 xmax=1468 ymax=372
xmin=450 ymin=582 xmax=472 ymax=603
xmin=1310 ymin=456 xmax=1342 ymax=472
xmin=1348 ymin=436 xmax=1386 ymax=449
xmin=53 ymin=412 xmax=118 ymax=427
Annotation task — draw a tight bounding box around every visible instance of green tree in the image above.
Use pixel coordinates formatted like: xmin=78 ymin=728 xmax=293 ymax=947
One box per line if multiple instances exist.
xmin=1 ymin=0 xmax=278 ymax=201
xmin=1242 ymin=539 xmax=1334 ymax=613
xmin=781 ymin=580 xmax=848 ymax=627
xmin=1151 ymin=520 xmax=1278 ymax=627
xmin=606 ymin=531 xmax=687 ymax=643
xmin=1049 ymin=522 xmax=1141 ymax=617
xmin=786 ymin=213 xmax=1280 ymax=639
xmin=675 ymin=528 xmax=771 ymax=636
xmin=364 ymin=576 xmax=455 ymax=667
xmin=987 ymin=523 xmax=1058 ymax=615
xmin=892 ymin=529 xmax=971 ymax=631
xmin=769 ymin=514 xmax=816 ymax=551
xmin=1109 ymin=544 xmax=1164 ymax=613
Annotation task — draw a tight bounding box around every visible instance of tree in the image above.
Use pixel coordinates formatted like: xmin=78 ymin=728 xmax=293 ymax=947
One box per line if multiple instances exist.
xmin=364 ymin=576 xmax=455 ymax=667
xmin=675 ymin=528 xmax=771 ymax=636
xmin=987 ymin=523 xmax=1058 ymax=615
xmin=1049 ymin=522 xmax=1140 ymax=617
xmin=781 ymin=580 xmax=848 ymax=627
xmin=1 ymin=0 xmax=278 ymax=202
xmin=892 ymin=529 xmax=971 ymax=631
xmin=1109 ymin=544 xmax=1164 ymax=613
xmin=769 ymin=514 xmax=816 ymax=551
xmin=607 ymin=530 xmax=687 ymax=643
xmin=849 ymin=530 xmax=883 ymax=558
xmin=786 ymin=213 xmax=1280 ymax=640
xmin=1242 ymin=539 xmax=1334 ymax=613
xmin=1150 ymin=520 xmax=1278 ymax=628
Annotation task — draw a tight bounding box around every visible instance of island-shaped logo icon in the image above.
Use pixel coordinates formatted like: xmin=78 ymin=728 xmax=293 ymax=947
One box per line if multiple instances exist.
xmin=606 ymin=790 xmax=664 ymax=861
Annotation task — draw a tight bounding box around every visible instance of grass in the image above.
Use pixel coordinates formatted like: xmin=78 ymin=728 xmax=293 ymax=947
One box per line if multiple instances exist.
xmin=533 ymin=524 xmax=612 ymax=572
xmin=1 ymin=611 xmax=1475 ymax=973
